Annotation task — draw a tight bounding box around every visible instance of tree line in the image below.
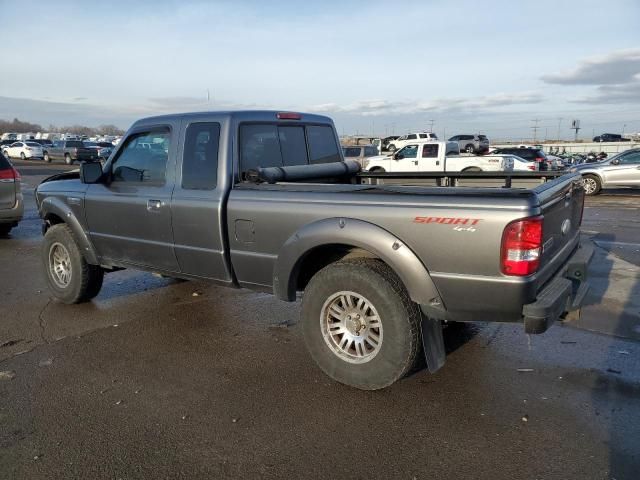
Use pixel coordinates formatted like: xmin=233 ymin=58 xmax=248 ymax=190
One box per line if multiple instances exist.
xmin=0 ymin=118 xmax=124 ymax=136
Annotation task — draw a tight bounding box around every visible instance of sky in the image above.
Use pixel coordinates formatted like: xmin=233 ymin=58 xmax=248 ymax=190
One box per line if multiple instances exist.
xmin=0 ymin=0 xmax=639 ymax=140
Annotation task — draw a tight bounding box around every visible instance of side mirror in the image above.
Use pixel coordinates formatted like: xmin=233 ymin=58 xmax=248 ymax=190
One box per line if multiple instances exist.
xmin=80 ymin=161 xmax=103 ymax=184
xmin=394 ymin=154 xmax=404 ymax=160
xmin=611 ymin=158 xmax=620 ymax=165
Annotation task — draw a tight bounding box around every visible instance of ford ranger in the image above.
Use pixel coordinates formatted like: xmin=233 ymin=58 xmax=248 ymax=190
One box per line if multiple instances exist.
xmin=36 ymin=111 xmax=593 ymax=390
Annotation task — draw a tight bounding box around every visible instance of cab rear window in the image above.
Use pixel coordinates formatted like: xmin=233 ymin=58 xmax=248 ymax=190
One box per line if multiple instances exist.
xmin=239 ymin=123 xmax=340 ymax=173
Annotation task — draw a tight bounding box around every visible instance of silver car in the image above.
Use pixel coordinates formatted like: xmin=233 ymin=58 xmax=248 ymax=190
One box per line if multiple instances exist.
xmin=572 ymin=148 xmax=640 ymax=195
xmin=0 ymin=153 xmax=24 ymax=236
xmin=341 ymin=144 xmax=380 ymax=169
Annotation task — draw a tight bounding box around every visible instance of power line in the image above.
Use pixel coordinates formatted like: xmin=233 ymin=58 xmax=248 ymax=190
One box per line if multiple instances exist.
xmin=531 ymin=119 xmax=541 ymax=142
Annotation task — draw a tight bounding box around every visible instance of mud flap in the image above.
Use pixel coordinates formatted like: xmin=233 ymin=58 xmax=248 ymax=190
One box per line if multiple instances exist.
xmin=420 ymin=314 xmax=445 ymax=373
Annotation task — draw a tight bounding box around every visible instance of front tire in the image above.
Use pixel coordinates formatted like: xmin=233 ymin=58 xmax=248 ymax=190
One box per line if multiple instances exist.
xmin=464 ymin=144 xmax=475 ymax=154
xmin=462 ymin=167 xmax=482 ymax=172
xmin=582 ymin=175 xmax=601 ymax=195
xmin=42 ymin=224 xmax=104 ymax=304
xmin=43 ymin=151 xmax=51 ymax=163
xmin=301 ymin=258 xmax=421 ymax=390
xmin=0 ymin=225 xmax=12 ymax=236
xmin=388 ymin=145 xmax=397 ymax=153
xmin=64 ymin=153 xmax=73 ymax=165
xmin=20 ymin=152 xmax=26 ymax=160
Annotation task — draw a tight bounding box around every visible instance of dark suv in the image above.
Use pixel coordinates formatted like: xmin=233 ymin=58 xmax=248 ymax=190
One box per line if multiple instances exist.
xmin=491 ymin=147 xmax=550 ymax=171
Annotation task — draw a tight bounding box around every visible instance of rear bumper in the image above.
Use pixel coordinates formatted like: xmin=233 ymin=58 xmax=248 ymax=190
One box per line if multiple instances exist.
xmin=0 ymin=194 xmax=24 ymax=225
xmin=521 ymin=242 xmax=594 ymax=333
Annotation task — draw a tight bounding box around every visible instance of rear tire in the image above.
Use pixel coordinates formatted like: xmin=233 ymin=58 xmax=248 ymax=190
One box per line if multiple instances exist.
xmin=42 ymin=224 xmax=104 ymax=304
xmin=388 ymin=145 xmax=397 ymax=153
xmin=462 ymin=167 xmax=482 ymax=172
xmin=43 ymin=152 xmax=51 ymax=163
xmin=0 ymin=225 xmax=12 ymax=236
xmin=464 ymin=144 xmax=475 ymax=154
xmin=301 ymin=258 xmax=421 ymax=390
xmin=64 ymin=153 xmax=73 ymax=165
xmin=369 ymin=167 xmax=386 ymax=173
xmin=20 ymin=152 xmax=26 ymax=160
xmin=582 ymin=175 xmax=601 ymax=196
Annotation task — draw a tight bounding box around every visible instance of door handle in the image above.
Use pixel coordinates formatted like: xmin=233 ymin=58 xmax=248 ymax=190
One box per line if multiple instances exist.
xmin=147 ymin=199 xmax=162 ymax=212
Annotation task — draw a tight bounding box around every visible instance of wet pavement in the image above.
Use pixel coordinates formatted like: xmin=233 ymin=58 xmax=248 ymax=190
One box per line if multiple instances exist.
xmin=1 ymin=160 xmax=639 ymax=479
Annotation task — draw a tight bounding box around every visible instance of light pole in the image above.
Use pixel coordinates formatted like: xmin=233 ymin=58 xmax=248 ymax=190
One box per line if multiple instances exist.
xmin=557 ymin=117 xmax=563 ymax=141
xmin=622 ymin=124 xmax=627 ymax=137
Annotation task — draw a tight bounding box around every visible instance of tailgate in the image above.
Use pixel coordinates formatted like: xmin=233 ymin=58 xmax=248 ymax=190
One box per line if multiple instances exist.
xmin=536 ymin=174 xmax=585 ymax=282
xmin=0 ymin=155 xmax=16 ymax=209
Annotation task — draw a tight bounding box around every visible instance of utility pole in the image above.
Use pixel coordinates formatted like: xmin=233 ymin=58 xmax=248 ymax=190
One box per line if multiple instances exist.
xmin=531 ymin=119 xmax=540 ymax=143
xmin=557 ymin=117 xmax=563 ymax=141
xmin=427 ymin=119 xmax=435 ymax=133
xmin=622 ymin=124 xmax=627 ymax=137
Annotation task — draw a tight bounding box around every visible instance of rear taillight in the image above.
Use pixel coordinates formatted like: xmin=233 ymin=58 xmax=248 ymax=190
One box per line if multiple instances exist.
xmin=0 ymin=167 xmax=16 ymax=181
xmin=501 ymin=216 xmax=543 ymax=276
xmin=535 ymin=157 xmax=544 ymax=163
xmin=527 ymin=165 xmax=536 ymax=171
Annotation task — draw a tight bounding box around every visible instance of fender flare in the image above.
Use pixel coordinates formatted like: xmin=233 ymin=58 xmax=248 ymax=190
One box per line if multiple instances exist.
xmin=273 ymin=217 xmax=445 ymax=311
xmin=40 ymin=196 xmax=100 ymax=265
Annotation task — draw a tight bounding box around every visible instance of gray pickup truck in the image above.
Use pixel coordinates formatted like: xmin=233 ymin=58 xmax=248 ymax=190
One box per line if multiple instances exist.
xmin=44 ymin=140 xmax=99 ymax=165
xmin=35 ymin=111 xmax=593 ymax=390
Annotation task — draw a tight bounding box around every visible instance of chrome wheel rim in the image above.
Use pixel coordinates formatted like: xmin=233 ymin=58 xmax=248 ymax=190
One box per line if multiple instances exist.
xmin=320 ymin=291 xmax=383 ymax=364
xmin=49 ymin=242 xmax=72 ymax=288
xmin=583 ymin=178 xmax=596 ymax=194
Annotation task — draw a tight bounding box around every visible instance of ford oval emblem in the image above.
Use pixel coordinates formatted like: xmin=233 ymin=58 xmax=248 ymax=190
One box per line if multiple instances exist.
xmin=561 ymin=219 xmax=571 ymax=236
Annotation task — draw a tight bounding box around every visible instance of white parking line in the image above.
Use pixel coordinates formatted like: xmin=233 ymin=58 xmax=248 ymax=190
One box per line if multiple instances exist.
xmin=594 ymin=240 xmax=640 ymax=248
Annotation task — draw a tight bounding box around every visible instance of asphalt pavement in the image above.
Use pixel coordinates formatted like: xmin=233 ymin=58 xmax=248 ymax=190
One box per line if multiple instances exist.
xmin=1 ymin=159 xmax=639 ymax=479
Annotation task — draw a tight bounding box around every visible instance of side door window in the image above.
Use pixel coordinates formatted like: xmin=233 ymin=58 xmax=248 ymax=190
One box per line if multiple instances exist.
xmin=182 ymin=122 xmax=220 ymax=190
xmin=398 ymin=145 xmax=418 ymax=158
xmin=111 ymin=130 xmax=170 ymax=185
xmin=343 ymin=147 xmax=361 ymax=158
xmin=618 ymin=152 xmax=640 ymax=165
xmin=407 ymin=134 xmax=417 ymax=140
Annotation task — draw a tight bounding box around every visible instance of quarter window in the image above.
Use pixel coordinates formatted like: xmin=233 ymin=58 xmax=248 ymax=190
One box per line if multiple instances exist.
xmin=343 ymin=147 xmax=361 ymax=158
xmin=182 ymin=122 xmax=220 ymax=190
xmin=111 ymin=130 xmax=170 ymax=184
xmin=407 ymin=134 xmax=417 ymax=140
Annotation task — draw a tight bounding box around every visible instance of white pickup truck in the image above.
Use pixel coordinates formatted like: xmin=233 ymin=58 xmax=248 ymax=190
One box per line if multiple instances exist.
xmin=365 ymin=141 xmax=514 ymax=173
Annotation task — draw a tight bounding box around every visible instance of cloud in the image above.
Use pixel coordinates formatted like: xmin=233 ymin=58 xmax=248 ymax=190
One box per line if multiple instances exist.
xmin=310 ymin=92 xmax=544 ymax=116
xmin=541 ymin=48 xmax=640 ymax=85
xmin=72 ymin=97 xmax=88 ymax=101
xmin=569 ymin=81 xmax=640 ymax=104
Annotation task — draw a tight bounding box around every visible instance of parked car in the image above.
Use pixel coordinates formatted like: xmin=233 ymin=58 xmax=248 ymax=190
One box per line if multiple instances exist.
xmin=2 ymin=141 xmax=44 ymax=160
xmin=35 ymin=110 xmax=592 ymax=390
xmin=448 ymin=134 xmax=490 ymax=154
xmin=0 ymin=153 xmax=23 ymax=236
xmin=386 ymin=132 xmax=438 ymax=152
xmin=511 ymin=156 xmax=539 ymax=171
xmin=381 ymin=135 xmax=400 ymax=151
xmin=365 ymin=141 xmax=513 ymax=172
xmin=491 ymin=147 xmax=550 ymax=171
xmin=342 ymin=145 xmax=380 ymax=168
xmin=571 ymin=148 xmax=640 ymax=195
xmin=97 ymin=146 xmax=114 ymax=163
xmin=593 ymin=133 xmax=630 ymax=142
xmin=31 ymin=139 xmax=55 ymax=148
xmin=44 ymin=140 xmax=100 ymax=164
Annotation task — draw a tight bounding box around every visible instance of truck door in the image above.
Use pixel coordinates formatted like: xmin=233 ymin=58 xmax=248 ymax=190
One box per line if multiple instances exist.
xmin=84 ymin=125 xmax=179 ymax=271
xmin=415 ymin=143 xmax=442 ymax=171
xmin=394 ymin=144 xmax=420 ymax=171
xmin=170 ymin=118 xmax=233 ymax=281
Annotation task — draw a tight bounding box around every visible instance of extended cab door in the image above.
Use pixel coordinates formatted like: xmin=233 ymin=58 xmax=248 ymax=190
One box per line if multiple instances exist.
xmin=170 ymin=117 xmax=233 ymax=282
xmin=602 ymin=150 xmax=640 ymax=186
xmin=84 ymin=124 xmax=179 ymax=271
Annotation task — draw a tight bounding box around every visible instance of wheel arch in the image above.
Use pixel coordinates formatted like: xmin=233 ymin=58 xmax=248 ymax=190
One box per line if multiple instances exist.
xmin=40 ymin=196 xmax=99 ymax=265
xmin=274 ymin=218 xmax=445 ymax=312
